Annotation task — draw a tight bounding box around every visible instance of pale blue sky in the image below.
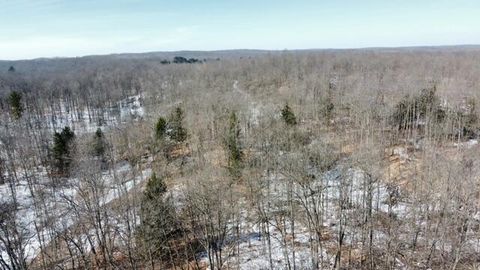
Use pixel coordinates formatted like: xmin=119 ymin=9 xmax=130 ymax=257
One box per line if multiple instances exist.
xmin=1 ymin=0 xmax=479 ymax=60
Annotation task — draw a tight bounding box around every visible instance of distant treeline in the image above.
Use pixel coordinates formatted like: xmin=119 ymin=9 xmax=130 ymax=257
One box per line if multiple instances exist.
xmin=160 ymin=56 xmax=208 ymax=65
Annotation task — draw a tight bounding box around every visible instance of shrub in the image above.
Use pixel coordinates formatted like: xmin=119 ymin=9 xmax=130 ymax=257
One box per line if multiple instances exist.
xmin=281 ymin=104 xmax=297 ymax=126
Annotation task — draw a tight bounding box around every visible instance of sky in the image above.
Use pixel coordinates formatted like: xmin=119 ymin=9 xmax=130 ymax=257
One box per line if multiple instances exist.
xmin=1 ymin=0 xmax=480 ymax=60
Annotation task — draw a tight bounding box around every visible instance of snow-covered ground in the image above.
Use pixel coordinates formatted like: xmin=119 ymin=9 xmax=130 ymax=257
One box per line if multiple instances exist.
xmin=453 ymin=139 xmax=478 ymax=148
xmin=186 ymin=164 xmax=400 ymax=269
xmin=192 ymin=160 xmax=480 ymax=270
xmin=44 ymin=94 xmax=145 ymax=134
xmin=0 ymin=161 xmax=151 ymax=264
xmin=0 ymin=94 xmax=148 ymax=267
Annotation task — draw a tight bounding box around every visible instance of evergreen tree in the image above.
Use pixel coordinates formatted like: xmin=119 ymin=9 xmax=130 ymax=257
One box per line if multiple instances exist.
xmin=281 ymin=103 xmax=297 ymax=126
xmin=144 ymin=172 xmax=167 ymax=200
xmin=8 ymin=66 xmax=15 ymax=72
xmin=52 ymin=127 xmax=75 ymax=175
xmin=225 ymin=111 xmax=243 ymax=178
xmin=91 ymin=128 xmax=109 ymax=166
xmin=168 ymin=107 xmax=187 ymax=142
xmin=173 ymin=56 xmax=188 ymax=63
xmin=391 ymin=86 xmax=445 ymax=130
xmin=155 ymin=116 xmax=167 ymax=140
xmin=319 ymin=83 xmax=335 ymax=124
xmin=320 ymin=96 xmax=335 ymax=123
xmin=463 ymin=98 xmax=478 ymax=138
xmin=137 ymin=173 xmax=177 ymax=259
xmin=92 ymin=128 xmax=106 ymax=157
xmin=8 ymin=91 xmax=23 ymax=120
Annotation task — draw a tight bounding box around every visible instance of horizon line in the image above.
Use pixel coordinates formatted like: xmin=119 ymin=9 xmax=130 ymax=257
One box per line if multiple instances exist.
xmin=3 ymin=43 xmax=480 ymax=62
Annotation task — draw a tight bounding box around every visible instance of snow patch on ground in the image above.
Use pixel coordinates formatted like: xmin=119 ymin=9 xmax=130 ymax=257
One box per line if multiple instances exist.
xmin=193 ymin=162 xmax=442 ymax=269
xmin=454 ymin=139 xmax=478 ymax=149
xmin=0 ymin=161 xmax=151 ymax=264
xmin=44 ymin=94 xmax=145 ymax=134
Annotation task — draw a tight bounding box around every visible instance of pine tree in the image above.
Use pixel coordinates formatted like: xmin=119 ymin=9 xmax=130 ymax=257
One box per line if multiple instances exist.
xmin=144 ymin=172 xmax=167 ymax=200
xmin=281 ymin=103 xmax=297 ymax=126
xmin=168 ymin=107 xmax=187 ymax=142
xmin=92 ymin=128 xmax=105 ymax=156
xmin=52 ymin=127 xmax=75 ymax=175
xmin=137 ymin=173 xmax=177 ymax=259
xmin=320 ymin=97 xmax=334 ymax=123
xmin=155 ymin=116 xmax=167 ymax=140
xmin=463 ymin=98 xmax=478 ymax=138
xmin=225 ymin=111 xmax=243 ymax=179
xmin=8 ymin=91 xmax=23 ymax=120
xmin=319 ymin=85 xmax=335 ymax=124
xmin=92 ymin=128 xmax=109 ymax=166
xmin=391 ymin=86 xmax=445 ymax=130
xmin=8 ymin=66 xmax=15 ymax=72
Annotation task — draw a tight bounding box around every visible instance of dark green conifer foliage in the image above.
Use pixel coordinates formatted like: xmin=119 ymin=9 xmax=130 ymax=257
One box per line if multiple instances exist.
xmin=155 ymin=117 xmax=167 ymax=140
xmin=136 ymin=173 xmax=177 ymax=259
xmin=225 ymin=111 xmax=243 ymax=178
xmin=463 ymin=98 xmax=479 ymax=138
xmin=281 ymin=103 xmax=297 ymax=126
xmin=391 ymin=86 xmax=445 ymax=130
xmin=52 ymin=127 xmax=75 ymax=175
xmin=92 ymin=128 xmax=107 ymax=159
xmin=320 ymin=97 xmax=335 ymax=123
xmin=168 ymin=107 xmax=187 ymax=142
xmin=8 ymin=91 xmax=23 ymax=120
xmin=144 ymin=172 xmax=167 ymax=200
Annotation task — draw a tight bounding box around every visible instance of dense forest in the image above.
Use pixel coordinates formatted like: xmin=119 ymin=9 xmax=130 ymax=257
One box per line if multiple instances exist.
xmin=1 ymin=48 xmax=480 ymax=269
